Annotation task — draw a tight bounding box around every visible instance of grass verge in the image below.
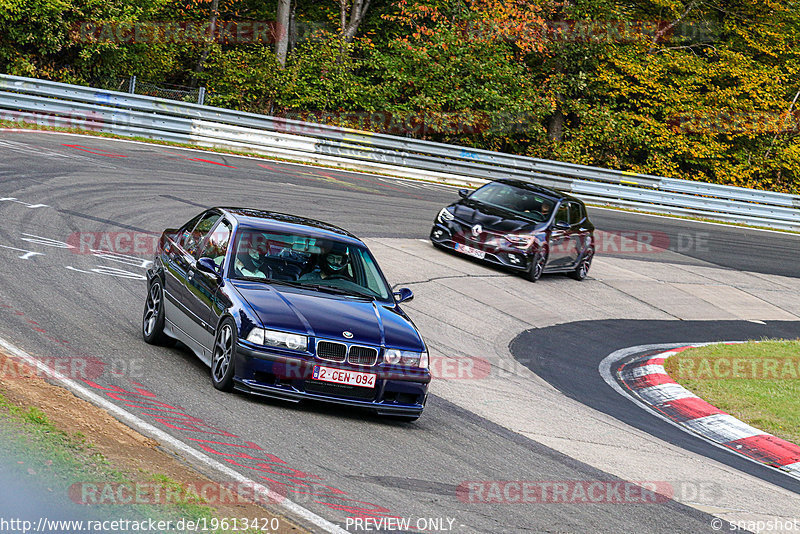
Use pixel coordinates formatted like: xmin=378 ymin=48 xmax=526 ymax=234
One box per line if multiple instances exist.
xmin=664 ymin=340 xmax=800 ymax=444
xmin=0 ymin=391 xmax=268 ymax=532
xmin=0 ymin=347 xmax=304 ymax=533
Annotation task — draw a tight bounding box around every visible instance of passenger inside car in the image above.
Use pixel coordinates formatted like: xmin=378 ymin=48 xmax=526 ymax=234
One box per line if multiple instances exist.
xmin=234 ymin=245 xmax=272 ymax=279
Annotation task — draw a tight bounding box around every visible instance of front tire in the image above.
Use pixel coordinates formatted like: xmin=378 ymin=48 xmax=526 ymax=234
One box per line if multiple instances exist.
xmin=142 ymin=278 xmax=170 ymax=345
xmin=569 ymin=248 xmax=594 ymax=281
xmin=526 ymin=248 xmax=547 ymax=283
xmin=211 ymin=318 xmax=237 ymax=392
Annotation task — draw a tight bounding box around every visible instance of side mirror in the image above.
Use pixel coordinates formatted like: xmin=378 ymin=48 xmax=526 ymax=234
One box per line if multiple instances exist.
xmin=394 ymin=287 xmax=414 ymax=303
xmin=554 ymin=221 xmax=570 ymax=230
xmin=458 ymin=189 xmax=469 ymax=199
xmin=196 ymin=257 xmax=221 ymax=278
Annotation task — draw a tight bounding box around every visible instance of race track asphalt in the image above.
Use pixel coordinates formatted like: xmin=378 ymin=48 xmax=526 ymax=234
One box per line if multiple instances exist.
xmin=1 ymin=131 xmax=798 ymax=532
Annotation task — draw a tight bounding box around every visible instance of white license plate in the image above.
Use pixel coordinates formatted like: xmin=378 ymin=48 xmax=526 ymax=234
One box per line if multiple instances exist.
xmin=312 ymin=366 xmax=376 ymax=389
xmin=455 ymin=243 xmax=486 ymax=259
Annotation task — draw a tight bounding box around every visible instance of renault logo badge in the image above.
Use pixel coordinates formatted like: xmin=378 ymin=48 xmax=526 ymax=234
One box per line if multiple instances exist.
xmin=343 ymin=331 xmax=353 ymax=339
xmin=471 ymin=224 xmax=482 ymax=237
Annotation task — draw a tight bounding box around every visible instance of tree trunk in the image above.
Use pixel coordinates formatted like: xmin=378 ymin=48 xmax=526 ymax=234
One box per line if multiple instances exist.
xmin=339 ymin=0 xmax=371 ymax=42
xmin=648 ymin=0 xmax=699 ymax=54
xmin=289 ymin=1 xmax=297 ymax=51
xmin=192 ymin=0 xmax=220 ymax=85
xmin=547 ymin=109 xmax=564 ymax=142
xmin=545 ymin=0 xmax=570 ymax=142
xmin=275 ymin=0 xmax=291 ymax=67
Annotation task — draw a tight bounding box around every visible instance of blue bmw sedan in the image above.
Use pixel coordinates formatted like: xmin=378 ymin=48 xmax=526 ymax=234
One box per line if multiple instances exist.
xmin=143 ymin=208 xmax=429 ymax=421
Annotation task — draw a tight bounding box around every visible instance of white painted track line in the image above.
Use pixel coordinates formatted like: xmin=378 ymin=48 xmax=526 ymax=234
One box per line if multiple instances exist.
xmin=0 ymin=334 xmax=349 ymax=534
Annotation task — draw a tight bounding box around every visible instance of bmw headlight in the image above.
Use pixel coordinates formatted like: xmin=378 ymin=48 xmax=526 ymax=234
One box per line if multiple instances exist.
xmin=246 ymin=328 xmax=308 ymax=351
xmin=384 ymin=349 xmax=429 ymax=369
xmin=437 ymin=208 xmax=455 ymax=224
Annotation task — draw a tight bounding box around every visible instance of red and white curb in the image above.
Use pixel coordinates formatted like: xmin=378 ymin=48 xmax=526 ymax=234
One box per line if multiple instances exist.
xmin=606 ymin=343 xmax=800 ymax=480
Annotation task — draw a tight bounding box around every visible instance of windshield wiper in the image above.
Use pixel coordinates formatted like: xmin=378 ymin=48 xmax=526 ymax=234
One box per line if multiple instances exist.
xmin=236 ymin=278 xmax=307 ymax=289
xmin=266 ymin=279 xmax=304 ymax=288
xmin=237 ymin=277 xmax=374 ymax=299
xmin=268 ymin=279 xmax=353 ymax=294
xmin=301 ymin=284 xmax=373 ymax=299
xmin=236 ymin=276 xmax=272 ymax=283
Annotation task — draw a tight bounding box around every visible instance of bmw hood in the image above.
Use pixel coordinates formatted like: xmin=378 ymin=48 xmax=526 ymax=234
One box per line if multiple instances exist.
xmin=451 ymin=200 xmax=546 ymax=234
xmin=232 ymin=281 xmax=424 ymax=351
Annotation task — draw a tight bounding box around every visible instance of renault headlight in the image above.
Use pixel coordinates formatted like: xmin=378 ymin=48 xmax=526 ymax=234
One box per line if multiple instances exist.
xmin=246 ymin=328 xmax=307 ymax=351
xmin=437 ymin=208 xmax=455 ymax=224
xmin=504 ymin=234 xmax=536 ymax=249
xmin=384 ymin=349 xmax=429 ymax=368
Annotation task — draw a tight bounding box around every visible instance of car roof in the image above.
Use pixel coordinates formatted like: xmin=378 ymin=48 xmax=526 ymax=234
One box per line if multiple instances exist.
xmin=493 ymin=179 xmax=582 ymax=203
xmin=216 ymin=208 xmax=363 ymax=245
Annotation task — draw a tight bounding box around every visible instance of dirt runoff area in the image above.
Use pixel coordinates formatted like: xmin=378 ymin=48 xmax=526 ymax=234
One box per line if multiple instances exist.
xmin=0 ymin=348 xmax=308 ymax=533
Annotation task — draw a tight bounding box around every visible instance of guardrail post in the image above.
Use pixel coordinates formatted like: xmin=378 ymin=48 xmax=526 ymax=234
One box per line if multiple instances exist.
xmin=128 ymin=75 xmax=136 ymax=94
xmin=198 ymin=87 xmax=206 ymax=106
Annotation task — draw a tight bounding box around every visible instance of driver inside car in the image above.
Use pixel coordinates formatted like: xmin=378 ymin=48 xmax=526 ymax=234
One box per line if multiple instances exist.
xmin=300 ymin=246 xmax=351 ymax=282
xmin=540 ymin=201 xmax=552 ymax=220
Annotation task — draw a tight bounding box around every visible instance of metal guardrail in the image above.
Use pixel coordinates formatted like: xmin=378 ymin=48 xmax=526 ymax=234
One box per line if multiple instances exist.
xmin=1 ymin=73 xmax=799 ymax=230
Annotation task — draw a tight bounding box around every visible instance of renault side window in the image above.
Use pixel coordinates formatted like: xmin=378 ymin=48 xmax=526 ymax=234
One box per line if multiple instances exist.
xmin=569 ymin=203 xmax=584 ymax=226
xmin=555 ymin=204 xmax=568 ymax=225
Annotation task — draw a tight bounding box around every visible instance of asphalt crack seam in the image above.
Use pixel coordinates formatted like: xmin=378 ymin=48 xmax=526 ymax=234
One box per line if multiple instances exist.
xmin=595 ymin=278 xmax=683 ymax=320
xmin=392 ymin=272 xmax=505 ymax=289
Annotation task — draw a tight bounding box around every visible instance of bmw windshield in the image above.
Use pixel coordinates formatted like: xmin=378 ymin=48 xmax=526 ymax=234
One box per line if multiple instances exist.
xmin=230 ymin=229 xmax=392 ymax=300
xmin=468 ymin=182 xmax=556 ymax=222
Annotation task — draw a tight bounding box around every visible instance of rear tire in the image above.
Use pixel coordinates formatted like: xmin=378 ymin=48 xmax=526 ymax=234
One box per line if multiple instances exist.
xmin=211 ymin=318 xmax=237 ymax=392
xmin=526 ymin=248 xmax=547 ymax=283
xmin=142 ymin=278 xmax=170 ymax=345
xmin=569 ymin=248 xmax=594 ymax=281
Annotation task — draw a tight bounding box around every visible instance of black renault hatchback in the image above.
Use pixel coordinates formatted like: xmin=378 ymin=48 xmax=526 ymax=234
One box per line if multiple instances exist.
xmin=430 ymin=179 xmax=595 ymax=282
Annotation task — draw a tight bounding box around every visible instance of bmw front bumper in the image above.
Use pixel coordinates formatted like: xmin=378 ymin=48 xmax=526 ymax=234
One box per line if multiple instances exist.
xmin=233 ymin=343 xmax=429 ymax=417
